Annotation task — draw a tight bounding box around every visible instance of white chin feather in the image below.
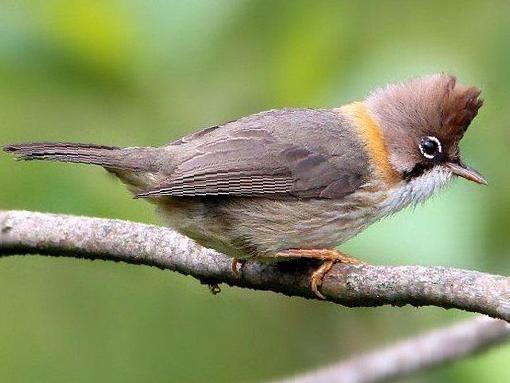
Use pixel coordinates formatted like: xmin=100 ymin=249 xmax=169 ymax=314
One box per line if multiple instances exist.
xmin=381 ymin=166 xmax=452 ymax=215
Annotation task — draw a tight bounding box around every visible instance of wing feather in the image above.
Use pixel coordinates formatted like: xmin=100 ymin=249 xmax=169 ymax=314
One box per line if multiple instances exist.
xmin=136 ymin=109 xmax=369 ymax=199
xmin=137 ymin=172 xmax=294 ymax=197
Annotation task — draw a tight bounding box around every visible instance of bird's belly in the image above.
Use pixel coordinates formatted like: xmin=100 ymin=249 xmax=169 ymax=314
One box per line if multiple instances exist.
xmin=157 ymin=191 xmax=388 ymax=258
xmin=229 ymin=192 xmax=388 ymax=255
xmin=267 ymin=206 xmax=374 ymax=251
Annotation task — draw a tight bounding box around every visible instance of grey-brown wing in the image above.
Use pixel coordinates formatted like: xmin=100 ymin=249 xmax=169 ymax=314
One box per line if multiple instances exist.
xmin=137 ymin=109 xmax=369 ymax=199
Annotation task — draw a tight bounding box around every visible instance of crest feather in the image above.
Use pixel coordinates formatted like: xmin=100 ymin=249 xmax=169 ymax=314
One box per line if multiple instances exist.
xmin=441 ymin=75 xmax=483 ymax=138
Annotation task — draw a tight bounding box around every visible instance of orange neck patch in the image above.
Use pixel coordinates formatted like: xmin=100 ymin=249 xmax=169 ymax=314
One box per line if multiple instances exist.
xmin=338 ymin=102 xmax=400 ymax=185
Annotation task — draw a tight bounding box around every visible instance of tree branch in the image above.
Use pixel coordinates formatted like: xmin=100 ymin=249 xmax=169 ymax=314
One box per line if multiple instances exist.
xmin=2 ymin=210 xmax=510 ymax=382
xmin=1 ymin=210 xmax=510 ymax=321
xmin=272 ymin=315 xmax=510 ymax=383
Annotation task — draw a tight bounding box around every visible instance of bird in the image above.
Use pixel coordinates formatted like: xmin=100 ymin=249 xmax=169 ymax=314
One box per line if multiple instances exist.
xmin=3 ymin=73 xmax=486 ymax=298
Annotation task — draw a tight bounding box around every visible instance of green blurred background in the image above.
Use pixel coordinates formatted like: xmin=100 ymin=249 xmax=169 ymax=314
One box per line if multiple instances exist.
xmin=0 ymin=1 xmax=509 ymax=382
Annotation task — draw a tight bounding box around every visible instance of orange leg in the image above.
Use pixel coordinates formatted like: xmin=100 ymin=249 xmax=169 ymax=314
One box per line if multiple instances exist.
xmin=231 ymin=258 xmax=246 ymax=277
xmin=276 ymin=249 xmax=364 ymax=299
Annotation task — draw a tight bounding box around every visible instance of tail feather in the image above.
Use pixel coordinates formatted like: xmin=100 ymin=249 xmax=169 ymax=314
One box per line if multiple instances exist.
xmin=3 ymin=142 xmax=137 ymax=169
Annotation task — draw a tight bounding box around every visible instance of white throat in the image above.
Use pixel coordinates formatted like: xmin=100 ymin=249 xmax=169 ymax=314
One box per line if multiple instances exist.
xmin=380 ymin=166 xmax=452 ymax=216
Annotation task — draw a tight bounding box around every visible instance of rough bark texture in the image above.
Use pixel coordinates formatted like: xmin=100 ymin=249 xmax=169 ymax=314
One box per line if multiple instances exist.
xmin=1 ymin=210 xmax=510 ymax=321
xmin=2 ymin=210 xmax=510 ymax=383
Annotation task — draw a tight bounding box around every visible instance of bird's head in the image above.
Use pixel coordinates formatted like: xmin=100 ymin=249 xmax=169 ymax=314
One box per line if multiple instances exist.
xmin=365 ymin=74 xmax=486 ymax=185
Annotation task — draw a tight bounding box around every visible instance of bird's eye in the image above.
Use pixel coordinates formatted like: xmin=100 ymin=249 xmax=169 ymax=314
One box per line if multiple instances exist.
xmin=419 ymin=136 xmax=442 ymax=159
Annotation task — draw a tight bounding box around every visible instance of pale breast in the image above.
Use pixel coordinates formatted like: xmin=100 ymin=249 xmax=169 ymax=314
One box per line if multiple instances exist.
xmin=378 ymin=166 xmax=452 ymax=216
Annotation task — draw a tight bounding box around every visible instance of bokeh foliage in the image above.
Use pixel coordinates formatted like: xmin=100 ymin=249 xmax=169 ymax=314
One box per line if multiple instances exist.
xmin=0 ymin=1 xmax=509 ymax=382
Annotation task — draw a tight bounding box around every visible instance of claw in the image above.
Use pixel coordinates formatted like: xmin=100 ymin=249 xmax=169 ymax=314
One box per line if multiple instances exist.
xmin=310 ymin=260 xmax=336 ymax=299
xmin=275 ymin=248 xmax=364 ymax=299
xmin=231 ymin=258 xmax=244 ymax=277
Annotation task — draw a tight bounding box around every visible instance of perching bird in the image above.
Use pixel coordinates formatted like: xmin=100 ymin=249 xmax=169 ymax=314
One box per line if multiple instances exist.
xmin=3 ymin=74 xmax=486 ymax=298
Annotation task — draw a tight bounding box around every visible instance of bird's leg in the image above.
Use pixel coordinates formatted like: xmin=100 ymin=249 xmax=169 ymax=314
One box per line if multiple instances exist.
xmin=275 ymin=249 xmax=364 ymax=299
xmin=231 ymin=258 xmax=245 ymax=277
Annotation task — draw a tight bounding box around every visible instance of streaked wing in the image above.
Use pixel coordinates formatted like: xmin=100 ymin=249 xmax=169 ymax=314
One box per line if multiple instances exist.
xmin=137 ymin=172 xmax=294 ymax=197
xmin=137 ymin=109 xmax=368 ymax=199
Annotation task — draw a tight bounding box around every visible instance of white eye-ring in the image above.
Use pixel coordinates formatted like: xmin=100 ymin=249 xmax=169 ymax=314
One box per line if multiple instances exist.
xmin=419 ymin=136 xmax=442 ymax=159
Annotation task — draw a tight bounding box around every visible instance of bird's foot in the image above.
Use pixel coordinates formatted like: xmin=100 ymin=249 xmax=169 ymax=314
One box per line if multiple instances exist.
xmin=310 ymin=259 xmax=336 ymax=299
xmin=276 ymin=249 xmax=364 ymax=299
xmin=231 ymin=258 xmax=246 ymax=278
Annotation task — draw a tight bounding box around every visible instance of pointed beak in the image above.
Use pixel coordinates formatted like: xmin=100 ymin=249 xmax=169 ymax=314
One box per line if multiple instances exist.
xmin=445 ymin=161 xmax=488 ymax=185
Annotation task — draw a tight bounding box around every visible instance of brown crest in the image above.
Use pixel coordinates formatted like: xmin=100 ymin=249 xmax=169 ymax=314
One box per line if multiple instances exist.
xmin=441 ymin=75 xmax=483 ymax=138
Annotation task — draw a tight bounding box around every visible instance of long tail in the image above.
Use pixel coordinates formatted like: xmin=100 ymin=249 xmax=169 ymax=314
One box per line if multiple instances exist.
xmin=3 ymin=142 xmax=143 ymax=170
